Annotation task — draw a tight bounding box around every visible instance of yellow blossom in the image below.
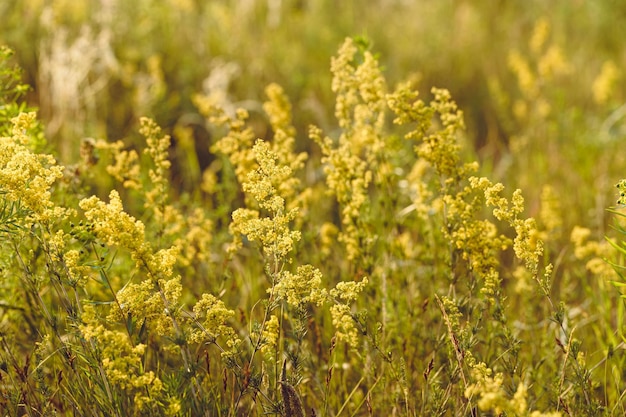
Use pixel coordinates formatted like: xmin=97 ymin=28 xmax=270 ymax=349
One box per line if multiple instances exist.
xmin=79 ymin=190 xmax=151 ymax=264
xmin=263 ymin=83 xmax=294 ymax=136
xmin=243 ymin=139 xmax=294 ymax=212
xmin=530 ymin=17 xmax=550 ymax=54
xmin=513 ymin=265 xmax=533 ymax=294
xmin=539 ymin=185 xmax=562 ymax=239
xmin=274 ymin=265 xmax=328 ymax=307
xmin=263 ymin=83 xmax=307 ymax=198
xmin=464 ymin=362 xmax=548 ymax=416
xmin=310 ymin=38 xmax=388 ymax=262
xmin=593 ymin=60 xmax=620 ymax=105
xmin=471 ymin=176 xmax=544 ymax=272
xmin=319 ymin=222 xmax=339 ymax=258
xmin=188 ymin=293 xmax=238 ymax=349
xmin=570 ymin=226 xmax=615 ymax=278
xmin=79 ymin=319 xmax=165 ymax=410
xmin=63 ymin=249 xmax=91 ymax=286
xmin=141 ymin=117 xmax=172 ymax=213
xmin=94 ymin=139 xmax=141 ymax=189
xmin=110 ymin=276 xmax=181 ymax=336
xmin=328 ymin=277 xmax=368 ymax=348
xmin=198 ymin=94 xmax=256 ymax=185
xmin=508 ymin=50 xmax=538 ymax=99
xmin=228 ymin=139 xmax=303 ymax=262
xmin=0 ymin=112 xmax=65 ymax=224
xmin=201 ymin=168 xmax=217 ymax=194
xmin=175 ymin=207 xmax=213 ymax=265
xmin=538 ymin=45 xmax=569 ymax=78
xmin=329 ymin=277 xmax=368 ymax=302
xmin=260 ymin=314 xmax=280 ymax=357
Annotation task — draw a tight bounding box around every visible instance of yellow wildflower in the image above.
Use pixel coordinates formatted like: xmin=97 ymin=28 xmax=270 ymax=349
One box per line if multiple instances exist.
xmin=79 ymin=319 xmax=165 ymax=410
xmin=539 ymin=185 xmax=562 ymax=239
xmin=260 ymin=314 xmax=280 ymax=357
xmin=319 ymin=222 xmax=339 ymax=258
xmin=198 ymin=94 xmax=256 ymax=185
xmin=94 ymin=139 xmax=141 ymax=189
xmin=310 ymin=38 xmax=388 ymax=262
xmin=263 ymin=83 xmax=307 ymax=198
xmin=329 ymin=277 xmax=368 ymax=348
xmin=508 ymin=50 xmax=538 ymax=99
xmin=570 ymin=226 xmax=615 ymax=278
xmin=141 ymin=117 xmax=172 ymax=213
xmin=63 ymin=249 xmax=91 ymax=287
xmin=538 ymin=45 xmax=569 ymax=79
xmin=79 ymin=190 xmax=151 ymax=264
xmin=593 ymin=60 xmax=620 ymax=105
xmin=530 ymin=17 xmax=550 ymax=54
xmin=229 ymin=139 xmax=302 ymax=261
xmin=274 ymin=265 xmax=328 ymax=307
xmin=0 ymin=112 xmax=65 ymax=224
xmin=188 ymin=293 xmax=238 ymax=349
xmin=464 ymin=362 xmax=557 ymax=416
xmin=110 ymin=276 xmax=180 ymax=336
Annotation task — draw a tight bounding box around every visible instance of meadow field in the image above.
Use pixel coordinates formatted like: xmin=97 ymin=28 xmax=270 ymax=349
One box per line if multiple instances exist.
xmin=1 ymin=1 xmax=626 ymax=415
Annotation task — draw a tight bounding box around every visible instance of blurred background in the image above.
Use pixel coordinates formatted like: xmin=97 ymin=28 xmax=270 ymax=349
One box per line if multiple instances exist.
xmin=1 ymin=0 xmax=625 ymax=239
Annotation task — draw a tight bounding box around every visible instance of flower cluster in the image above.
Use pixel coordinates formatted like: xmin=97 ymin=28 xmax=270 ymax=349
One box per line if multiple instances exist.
xmin=387 ymin=59 xmax=569 ymax=414
xmin=318 ymin=221 xmax=339 ymax=258
xmin=229 ymin=139 xmax=302 ymax=260
xmin=329 ymin=278 xmax=368 ymax=347
xmin=471 ymin=177 xmax=547 ymax=282
xmin=274 ymin=265 xmax=327 ymax=307
xmin=62 ymin=248 xmax=91 ymax=287
xmin=188 ymin=293 xmax=238 ymax=352
xmin=80 ymin=305 xmax=180 ymax=415
xmin=507 ymin=17 xmax=569 ymax=121
xmin=79 ymin=188 xmax=187 ymax=343
xmin=389 ymin=81 xmax=512 ymax=302
xmin=538 ymin=185 xmax=563 ymax=240
xmin=109 ymin=274 xmax=182 ymax=336
xmin=0 ymin=112 xmax=66 ymax=224
xmin=388 ymin=83 xmax=478 ymax=192
xmin=570 ymin=226 xmax=615 ymax=278
xmin=195 ymin=93 xmax=256 ymax=185
xmin=79 ymin=190 xmax=151 ymax=266
xmin=260 ymin=314 xmax=279 ymax=358
xmin=442 ymin=184 xmax=511 ymax=301
xmin=228 ymin=137 xmax=332 ymax=332
xmin=141 ymin=117 xmax=172 ymax=213
xmin=311 ymin=125 xmax=371 ymax=261
xmin=592 ymin=60 xmax=620 ymax=105
xmin=94 ymin=138 xmax=141 ymax=189
xmin=0 ymin=46 xmax=38 ymax=138
xmin=263 ymin=83 xmax=308 ymax=201
xmin=311 ymin=38 xmax=387 ymax=261
xmin=209 ymin=81 xmax=373 ymax=357
xmin=464 ymin=362 xmax=561 ymax=417
xmin=330 ymin=38 xmax=386 ymax=156
xmin=175 ymin=207 xmax=214 ymax=265
xmin=419 ymin=88 xmax=470 ymax=182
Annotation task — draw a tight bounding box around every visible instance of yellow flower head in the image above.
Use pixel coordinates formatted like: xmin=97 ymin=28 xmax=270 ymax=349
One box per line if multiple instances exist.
xmin=79 ymin=190 xmax=150 ymax=263
xmin=260 ymin=314 xmax=280 ymax=357
xmin=0 ymin=112 xmax=65 ymax=224
xmin=593 ymin=60 xmax=620 ymax=105
xmin=189 ymin=293 xmax=238 ymax=349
